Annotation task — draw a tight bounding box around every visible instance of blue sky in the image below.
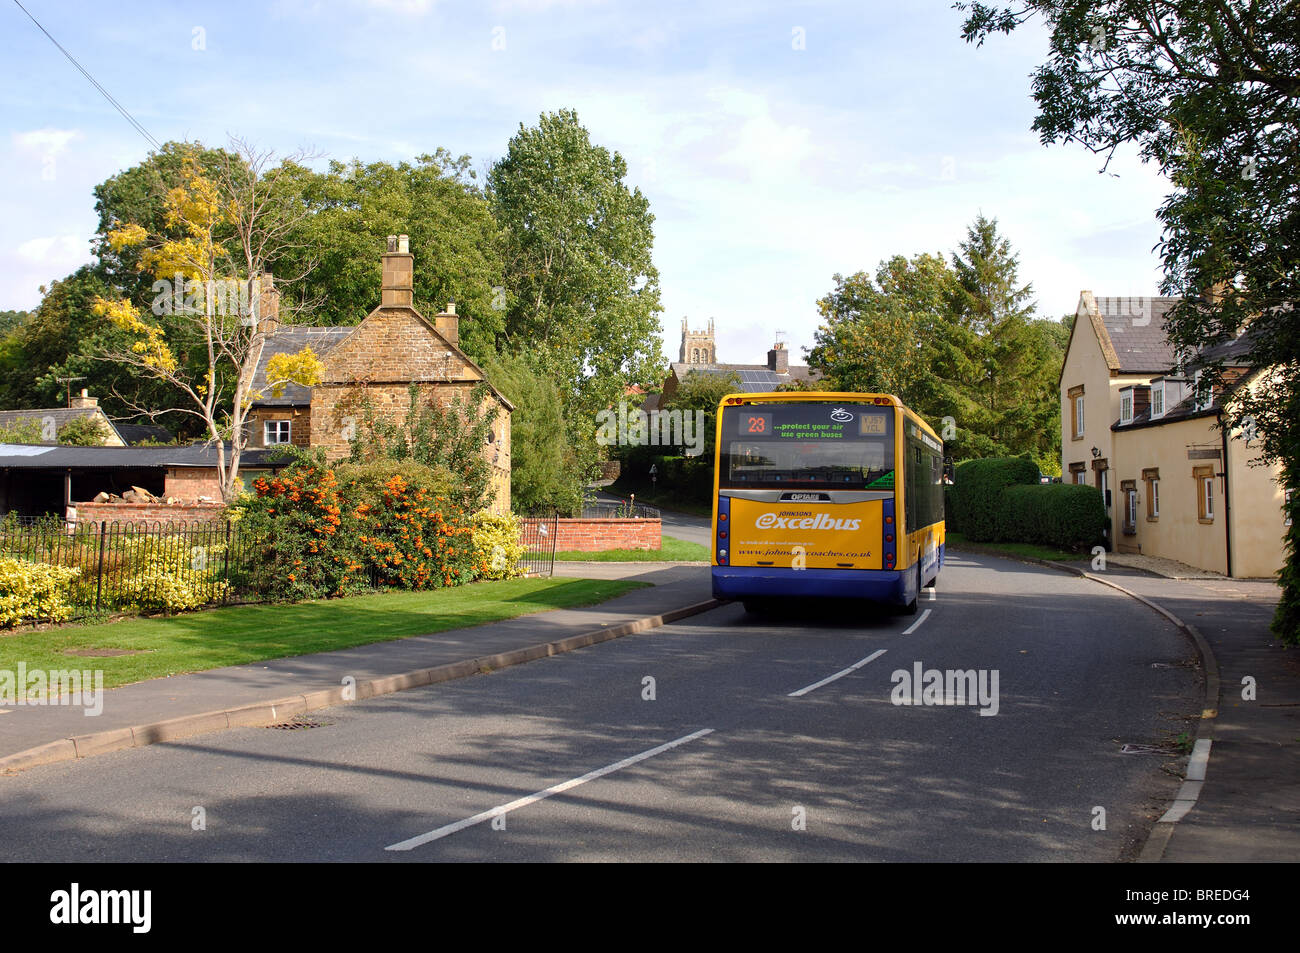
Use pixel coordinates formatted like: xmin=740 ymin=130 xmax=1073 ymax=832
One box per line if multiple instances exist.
xmin=1 ymin=0 xmax=1172 ymax=368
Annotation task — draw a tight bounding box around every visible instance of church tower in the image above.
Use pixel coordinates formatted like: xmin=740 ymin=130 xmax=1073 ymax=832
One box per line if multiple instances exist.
xmin=679 ymin=317 xmax=716 ymax=365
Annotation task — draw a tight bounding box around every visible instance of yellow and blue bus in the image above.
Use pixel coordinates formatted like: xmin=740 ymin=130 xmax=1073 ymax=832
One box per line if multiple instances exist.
xmin=710 ymin=392 xmax=945 ymax=614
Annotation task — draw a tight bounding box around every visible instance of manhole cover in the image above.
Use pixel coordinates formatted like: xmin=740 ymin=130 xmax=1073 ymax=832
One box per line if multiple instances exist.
xmin=266 ymin=716 xmax=328 ymax=730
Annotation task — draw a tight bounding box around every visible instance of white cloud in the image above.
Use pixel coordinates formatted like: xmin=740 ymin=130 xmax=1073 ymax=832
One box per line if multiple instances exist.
xmin=13 ymin=128 xmax=82 ymax=157
xmin=16 ymin=235 xmax=86 ymax=265
xmin=363 ymin=0 xmax=435 ymax=13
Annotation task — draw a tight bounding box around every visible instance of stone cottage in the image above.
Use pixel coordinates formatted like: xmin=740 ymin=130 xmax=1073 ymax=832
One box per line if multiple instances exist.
xmin=247 ymin=235 xmax=513 ymax=511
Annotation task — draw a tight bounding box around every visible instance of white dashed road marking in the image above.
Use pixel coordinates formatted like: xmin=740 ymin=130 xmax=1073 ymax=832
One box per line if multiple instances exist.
xmin=788 ymin=649 xmax=889 ymax=698
xmin=385 ymin=728 xmax=716 ymax=851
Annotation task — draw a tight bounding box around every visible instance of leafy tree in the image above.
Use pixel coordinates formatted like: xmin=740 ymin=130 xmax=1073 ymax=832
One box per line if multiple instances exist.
xmin=958 ymin=0 xmax=1300 ymax=640
xmin=56 ymin=416 xmax=113 ymax=446
xmin=950 ymin=214 xmax=1060 ymax=469
xmin=93 ymin=142 xmax=325 ymax=502
xmin=489 ymin=109 xmax=665 ymax=476
xmin=93 ymin=141 xmax=246 ymax=305
xmin=660 ymin=370 xmax=741 ymax=460
xmin=0 ymin=268 xmax=111 ymax=410
xmin=478 ymin=351 xmax=583 ymax=515
xmin=807 ymin=221 xmax=1066 ymax=471
xmin=0 ymin=310 xmax=27 ymax=336
xmin=809 ymin=253 xmax=956 ymax=402
xmin=274 ymin=151 xmax=507 ymax=363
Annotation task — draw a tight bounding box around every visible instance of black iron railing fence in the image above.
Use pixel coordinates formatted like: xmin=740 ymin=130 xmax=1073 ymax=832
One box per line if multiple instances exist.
xmin=1 ymin=514 xmax=558 ymax=620
xmin=578 ymin=499 xmax=661 ymax=520
xmin=0 ymin=519 xmax=271 ymax=615
xmin=517 ymin=513 xmax=559 ymax=577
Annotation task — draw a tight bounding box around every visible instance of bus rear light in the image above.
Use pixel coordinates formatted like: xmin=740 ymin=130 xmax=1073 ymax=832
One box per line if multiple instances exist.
xmin=885 ymin=534 xmax=893 ymax=543
xmin=719 ymin=531 xmax=727 ymax=539
xmin=885 ymin=515 xmax=893 ymax=524
xmin=885 ymin=553 xmax=894 ymax=565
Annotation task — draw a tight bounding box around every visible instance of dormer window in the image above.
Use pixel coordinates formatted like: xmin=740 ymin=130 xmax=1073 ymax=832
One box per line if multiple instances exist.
xmin=1120 ymin=390 xmax=1134 ymax=424
xmin=1193 ymin=370 xmax=1212 ymax=411
xmin=1150 ymin=382 xmax=1165 ymax=418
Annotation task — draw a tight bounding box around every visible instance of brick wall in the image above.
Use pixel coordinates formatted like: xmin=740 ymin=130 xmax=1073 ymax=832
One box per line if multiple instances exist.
xmin=540 ymin=517 xmax=661 ymax=552
xmin=164 ymin=468 xmax=225 ymax=500
xmin=73 ymin=501 xmax=228 ymax=527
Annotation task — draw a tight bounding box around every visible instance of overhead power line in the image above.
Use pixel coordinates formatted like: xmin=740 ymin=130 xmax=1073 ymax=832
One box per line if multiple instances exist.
xmin=12 ymin=0 xmax=162 ymax=151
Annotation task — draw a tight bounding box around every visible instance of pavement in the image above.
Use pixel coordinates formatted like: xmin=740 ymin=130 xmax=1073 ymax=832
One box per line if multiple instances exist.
xmin=1056 ymin=560 xmax=1299 ymax=863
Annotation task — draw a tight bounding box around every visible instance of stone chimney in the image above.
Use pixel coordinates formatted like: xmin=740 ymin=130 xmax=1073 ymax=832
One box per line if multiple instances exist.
xmin=69 ymin=388 xmax=98 ymax=409
xmin=768 ymin=341 xmax=789 ymax=374
xmin=254 ymin=273 xmax=280 ymax=333
xmin=381 ymin=234 xmax=414 ymax=308
xmin=435 ymin=301 xmax=459 ymax=345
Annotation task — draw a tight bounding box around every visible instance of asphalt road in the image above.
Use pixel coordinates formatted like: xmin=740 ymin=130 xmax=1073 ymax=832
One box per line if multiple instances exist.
xmin=0 ymin=552 xmax=1200 ymax=862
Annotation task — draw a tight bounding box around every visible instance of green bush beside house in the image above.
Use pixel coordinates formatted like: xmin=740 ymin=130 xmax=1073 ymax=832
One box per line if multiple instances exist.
xmin=947 ymin=456 xmax=1105 ymax=552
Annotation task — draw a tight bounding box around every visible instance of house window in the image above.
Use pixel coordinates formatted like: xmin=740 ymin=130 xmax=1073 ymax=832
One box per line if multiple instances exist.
xmin=1120 ymin=480 xmax=1138 ymax=535
xmin=1068 ymin=385 xmax=1085 ymax=439
xmin=1120 ymin=392 xmax=1133 ymax=424
xmin=264 ymin=420 xmax=291 ymax=445
xmin=1069 ymin=462 xmax=1086 ymax=485
xmin=1151 ymin=384 xmax=1164 ymax=418
xmin=1195 ymin=465 xmax=1215 ymax=522
xmin=1193 ymin=370 xmax=1213 ymax=412
xmin=1143 ymin=468 xmax=1160 ymax=520
xmin=1287 ymin=489 xmax=1294 ymax=527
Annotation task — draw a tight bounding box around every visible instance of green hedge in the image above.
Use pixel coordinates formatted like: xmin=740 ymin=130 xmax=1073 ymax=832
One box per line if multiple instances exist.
xmin=998 ymin=484 xmax=1107 ymax=550
xmin=949 ymin=457 xmax=1040 ymax=541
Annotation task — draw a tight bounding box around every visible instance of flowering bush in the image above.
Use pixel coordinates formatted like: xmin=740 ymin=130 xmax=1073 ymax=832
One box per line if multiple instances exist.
xmin=236 ymin=463 xmax=366 ymax=601
xmin=0 ymin=557 xmax=80 ymax=628
xmin=470 ymin=511 xmax=525 ymax=580
xmin=237 ymin=458 xmax=479 ymax=599
xmin=338 ymin=462 xmax=475 ymax=590
xmin=117 ymin=537 xmax=230 ymax=612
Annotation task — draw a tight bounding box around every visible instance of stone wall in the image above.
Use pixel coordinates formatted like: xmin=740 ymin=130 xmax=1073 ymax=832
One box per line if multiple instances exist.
xmin=247 ymin=406 xmax=311 ymax=448
xmin=73 ymin=501 xmax=227 ymax=527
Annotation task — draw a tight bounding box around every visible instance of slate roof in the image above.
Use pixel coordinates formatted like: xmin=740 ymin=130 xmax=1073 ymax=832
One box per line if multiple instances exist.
xmin=0 ymin=444 xmax=290 ymax=469
xmin=115 ymin=423 xmax=175 ymax=445
xmin=669 ymin=362 xmax=820 ymax=393
xmin=1092 ymin=296 xmax=1182 ymax=372
xmin=249 ymin=326 xmax=352 ymax=407
xmin=0 ymin=407 xmax=123 ymax=444
xmin=1110 ymin=394 xmax=1217 ymax=432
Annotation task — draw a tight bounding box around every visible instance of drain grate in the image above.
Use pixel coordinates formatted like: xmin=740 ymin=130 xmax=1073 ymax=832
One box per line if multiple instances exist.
xmin=266 ymin=716 xmax=328 ymax=730
xmin=1119 ymin=743 xmax=1166 ymax=754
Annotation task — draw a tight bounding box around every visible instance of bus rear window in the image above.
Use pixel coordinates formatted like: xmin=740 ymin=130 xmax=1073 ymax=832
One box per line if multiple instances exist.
xmin=720 ymin=403 xmax=894 ymax=489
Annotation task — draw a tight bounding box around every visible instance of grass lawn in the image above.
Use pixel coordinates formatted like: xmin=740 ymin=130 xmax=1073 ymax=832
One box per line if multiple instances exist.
xmin=0 ymin=577 xmax=647 ymax=693
xmin=555 ymin=535 xmax=710 ymax=562
xmin=945 ymin=531 xmax=1084 ymax=563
